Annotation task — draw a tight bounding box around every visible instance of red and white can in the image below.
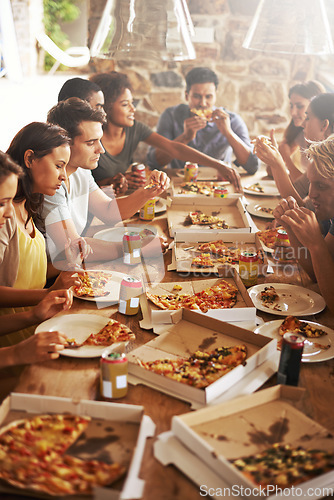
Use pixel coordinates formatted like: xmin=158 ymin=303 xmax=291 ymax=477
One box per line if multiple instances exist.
xmin=131 ymin=162 xmax=146 ymax=182
xmin=277 ymin=332 xmax=304 ymax=386
xmin=239 ymin=251 xmax=258 ymax=287
xmin=184 ymin=162 xmax=198 ymax=182
xmin=118 ymin=276 xmax=143 ymax=315
xmin=100 ymin=350 xmax=128 ymax=399
xmin=214 ymin=186 xmax=228 ymax=198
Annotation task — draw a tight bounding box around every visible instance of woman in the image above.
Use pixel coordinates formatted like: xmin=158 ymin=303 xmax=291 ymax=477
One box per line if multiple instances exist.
xmin=0 ymin=149 xmax=73 ymax=352
xmin=278 ymin=80 xmax=325 ymax=182
xmin=273 ymin=136 xmax=334 ymax=313
xmin=254 ymin=93 xmax=334 ymax=208
xmin=89 ymin=71 xmax=242 ymax=192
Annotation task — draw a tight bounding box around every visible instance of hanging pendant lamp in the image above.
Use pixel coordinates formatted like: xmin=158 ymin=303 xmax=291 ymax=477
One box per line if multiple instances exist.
xmin=90 ymin=0 xmax=196 ymax=62
xmin=243 ymin=0 xmax=334 ymax=55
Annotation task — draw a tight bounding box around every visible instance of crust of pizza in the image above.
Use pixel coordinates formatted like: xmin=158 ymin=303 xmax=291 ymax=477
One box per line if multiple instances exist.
xmin=138 ymin=345 xmax=247 ymax=388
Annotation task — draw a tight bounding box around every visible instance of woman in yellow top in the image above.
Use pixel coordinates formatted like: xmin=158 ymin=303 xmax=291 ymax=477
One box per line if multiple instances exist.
xmin=0 ymin=125 xmax=85 ymax=346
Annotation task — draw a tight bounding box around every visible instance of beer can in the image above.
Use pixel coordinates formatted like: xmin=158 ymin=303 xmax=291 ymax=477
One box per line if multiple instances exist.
xmin=131 ymin=162 xmax=146 ymax=182
xmin=100 ymin=350 xmax=128 ymax=399
xmin=214 ymin=186 xmax=228 ymax=198
xmin=118 ymin=276 xmax=143 ymax=315
xmin=123 ymin=232 xmax=141 ymax=265
xmin=140 ymin=198 xmax=155 ymax=220
xmin=239 ymin=251 xmax=258 ymax=287
xmin=184 ymin=162 xmax=198 ymax=182
xmin=277 ymin=332 xmax=304 ymax=386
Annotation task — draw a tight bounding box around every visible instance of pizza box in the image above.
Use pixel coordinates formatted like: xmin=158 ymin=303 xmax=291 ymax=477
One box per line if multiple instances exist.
xmin=171 ymin=385 xmax=334 ymax=499
xmin=139 ymin=273 xmax=257 ymax=332
xmin=170 ymin=230 xmax=268 ymax=275
xmin=167 ymin=198 xmax=257 ymax=237
xmin=169 ymin=177 xmax=242 ymax=200
xmin=0 ymin=393 xmax=155 ymax=500
xmin=128 ymin=310 xmax=277 ymax=407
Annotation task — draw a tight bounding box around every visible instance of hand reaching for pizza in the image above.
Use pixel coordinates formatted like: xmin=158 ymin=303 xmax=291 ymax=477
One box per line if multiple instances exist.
xmin=33 ymin=289 xmax=73 ymax=323
xmin=147 ymin=170 xmax=170 ymax=193
xmin=13 ymin=331 xmax=68 ymax=365
xmin=65 ymin=237 xmax=93 ymax=271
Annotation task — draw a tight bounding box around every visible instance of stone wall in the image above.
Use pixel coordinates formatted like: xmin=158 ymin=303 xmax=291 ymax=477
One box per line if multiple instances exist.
xmin=87 ymin=0 xmax=317 ymax=162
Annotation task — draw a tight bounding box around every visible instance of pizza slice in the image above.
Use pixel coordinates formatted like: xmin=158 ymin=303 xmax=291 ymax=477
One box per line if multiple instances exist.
xmin=190 ymin=108 xmax=213 ymax=120
xmin=193 ymin=281 xmax=238 ymax=312
xmin=259 ymin=285 xmax=279 ymax=305
xmin=192 ymin=253 xmax=215 ymax=268
xmin=246 ymin=182 xmax=264 ymax=193
xmin=279 ymin=316 xmax=328 ymax=338
xmin=188 ymin=211 xmax=228 ymax=228
xmin=197 ymin=240 xmax=229 ymax=255
xmin=82 ymin=319 xmax=135 ymax=346
xmin=74 ymin=271 xmax=110 ymax=298
xmin=257 ymin=226 xmax=286 ymax=250
xmin=138 ymin=345 xmax=247 ymax=389
xmin=231 ymin=443 xmax=334 ymax=488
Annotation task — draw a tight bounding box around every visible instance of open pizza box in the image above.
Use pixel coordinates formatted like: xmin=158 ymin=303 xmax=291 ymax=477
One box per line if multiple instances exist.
xmin=169 ymin=230 xmax=268 ymax=275
xmin=139 ymin=273 xmax=256 ymax=333
xmin=0 ymin=393 xmax=155 ymax=500
xmin=168 ymin=176 xmax=242 ymax=200
xmin=167 ymin=385 xmax=334 ymax=499
xmin=167 ymin=198 xmax=257 ymax=237
xmin=128 ymin=310 xmax=277 ymax=408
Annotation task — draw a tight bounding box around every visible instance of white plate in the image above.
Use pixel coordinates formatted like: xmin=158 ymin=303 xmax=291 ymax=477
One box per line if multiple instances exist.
xmin=93 ymin=225 xmax=157 ymax=243
xmin=246 ymin=200 xmax=276 ymax=219
xmin=35 ymin=313 xmax=121 ymax=358
xmin=243 ymin=180 xmax=280 ymax=197
xmin=254 ymin=319 xmax=334 ymax=363
xmin=176 ymin=166 xmax=219 ymax=181
xmin=248 ymin=283 xmax=326 ymax=316
xmin=73 ymin=270 xmax=128 ymax=303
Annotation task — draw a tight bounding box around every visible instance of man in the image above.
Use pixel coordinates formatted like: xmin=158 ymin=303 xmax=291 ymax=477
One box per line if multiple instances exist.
xmin=42 ymin=97 xmax=169 ymax=265
xmin=147 ymin=67 xmax=258 ymax=174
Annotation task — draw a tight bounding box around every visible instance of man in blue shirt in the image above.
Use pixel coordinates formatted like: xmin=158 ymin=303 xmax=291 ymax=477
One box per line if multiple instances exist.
xmin=147 ymin=67 xmax=259 ymax=174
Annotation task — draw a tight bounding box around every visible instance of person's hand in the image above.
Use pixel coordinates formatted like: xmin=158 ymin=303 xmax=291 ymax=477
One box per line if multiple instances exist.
xmin=183 ymin=114 xmax=207 ymax=142
xmin=212 ymin=108 xmax=232 ymax=135
xmin=125 ymin=170 xmax=147 ymax=189
xmin=144 ymin=170 xmax=170 ymax=197
xmin=253 ymin=131 xmax=286 ymax=172
xmin=280 ymin=207 xmax=323 ymax=249
xmin=14 ymin=331 xmax=68 ymax=365
xmin=110 ymin=173 xmax=128 ymax=195
xmin=32 ymin=289 xmax=73 ymax=323
xmin=50 ymin=270 xmax=81 ymax=290
xmin=141 ymin=234 xmax=169 ymax=258
xmin=217 ymin=163 xmax=242 ymax=192
xmin=273 ymin=196 xmax=299 ymax=223
xmin=64 ymin=237 xmax=92 ymax=271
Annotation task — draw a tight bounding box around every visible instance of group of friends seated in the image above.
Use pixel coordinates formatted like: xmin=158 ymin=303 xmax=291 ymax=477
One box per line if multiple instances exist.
xmin=1 ymin=66 xmax=334 ymax=370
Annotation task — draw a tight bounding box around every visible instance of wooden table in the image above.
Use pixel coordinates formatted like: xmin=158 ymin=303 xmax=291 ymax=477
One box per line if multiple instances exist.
xmin=1 ymin=169 xmax=334 ymax=500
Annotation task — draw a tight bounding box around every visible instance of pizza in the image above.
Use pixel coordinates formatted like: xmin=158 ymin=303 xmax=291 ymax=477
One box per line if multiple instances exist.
xmin=74 ymin=271 xmax=110 ymax=298
xmin=67 ymin=319 xmax=135 ymax=348
xmin=246 ymin=182 xmax=264 ymax=193
xmin=231 ymin=443 xmax=334 ymax=489
xmin=194 ymin=241 xmax=264 ymax=266
xmin=0 ymin=414 xmax=125 ymax=496
xmin=179 ymin=182 xmax=225 ymax=196
xmin=197 ymin=240 xmax=229 ymax=255
xmin=190 ymin=108 xmax=213 ymax=120
xmin=260 ymin=206 xmax=274 ymax=215
xmin=147 ymin=280 xmax=238 ymax=313
xmin=259 ymin=285 xmax=279 ymax=305
xmin=279 ymin=316 xmax=327 ymax=339
xmin=192 ymin=253 xmax=215 ymax=268
xmin=188 ymin=211 xmax=229 ymax=229
xmin=137 ymin=345 xmax=247 ymax=389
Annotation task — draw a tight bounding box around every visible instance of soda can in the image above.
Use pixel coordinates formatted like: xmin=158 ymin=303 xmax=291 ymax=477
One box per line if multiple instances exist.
xmin=277 ymin=332 xmax=304 ymax=386
xmin=123 ymin=232 xmax=141 ymax=265
xmin=100 ymin=350 xmax=128 ymax=399
xmin=119 ymin=276 xmax=143 ymax=315
xmin=140 ymin=198 xmax=155 ymax=220
xmin=131 ymin=162 xmax=146 ymax=182
xmin=184 ymin=162 xmax=198 ymax=182
xmin=214 ymin=186 xmax=228 ymax=198
xmin=239 ymin=251 xmax=258 ymax=287
xmin=273 ymin=229 xmax=294 ymax=262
